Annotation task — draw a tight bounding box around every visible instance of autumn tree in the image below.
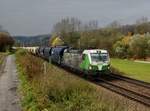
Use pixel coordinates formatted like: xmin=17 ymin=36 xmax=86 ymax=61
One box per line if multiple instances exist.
xmin=129 ymin=35 xmax=148 ymax=58
xmin=49 ymin=34 xmax=64 ymax=47
xmin=0 ymin=32 xmax=14 ymax=52
xmin=52 ymin=18 xmax=81 ymax=47
xmin=114 ymin=33 xmax=150 ymax=59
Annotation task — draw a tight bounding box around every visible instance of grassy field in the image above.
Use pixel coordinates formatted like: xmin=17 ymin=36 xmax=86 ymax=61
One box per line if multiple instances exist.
xmin=16 ymin=50 xmax=134 ymax=111
xmin=111 ymin=58 xmax=150 ymax=83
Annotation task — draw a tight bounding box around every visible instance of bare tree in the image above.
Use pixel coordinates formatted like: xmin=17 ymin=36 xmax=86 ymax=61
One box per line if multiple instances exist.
xmin=136 ymin=17 xmax=148 ymax=25
xmin=52 ymin=17 xmax=82 ymax=34
xmin=107 ymin=20 xmax=121 ymax=29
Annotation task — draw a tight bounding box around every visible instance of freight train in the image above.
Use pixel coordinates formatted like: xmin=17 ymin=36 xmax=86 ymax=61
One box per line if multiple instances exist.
xmin=26 ymin=46 xmax=110 ymax=75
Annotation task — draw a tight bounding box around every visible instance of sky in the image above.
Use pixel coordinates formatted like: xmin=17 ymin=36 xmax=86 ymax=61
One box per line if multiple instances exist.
xmin=0 ymin=0 xmax=150 ymax=36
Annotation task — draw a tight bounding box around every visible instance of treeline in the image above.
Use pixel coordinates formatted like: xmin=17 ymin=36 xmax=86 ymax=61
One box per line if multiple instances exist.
xmin=14 ymin=34 xmax=51 ymax=47
xmin=0 ymin=32 xmax=14 ymax=52
xmin=51 ymin=18 xmax=122 ymax=55
xmin=50 ymin=17 xmax=150 ymax=59
xmin=114 ymin=33 xmax=150 ymax=59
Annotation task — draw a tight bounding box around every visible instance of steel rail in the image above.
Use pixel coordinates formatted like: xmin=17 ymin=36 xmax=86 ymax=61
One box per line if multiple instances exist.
xmin=95 ymin=78 xmax=150 ymax=107
xmin=109 ymin=73 xmax=150 ymax=89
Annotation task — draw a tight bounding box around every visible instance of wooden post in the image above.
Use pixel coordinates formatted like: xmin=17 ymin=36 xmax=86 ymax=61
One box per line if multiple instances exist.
xmin=43 ymin=62 xmax=47 ymax=74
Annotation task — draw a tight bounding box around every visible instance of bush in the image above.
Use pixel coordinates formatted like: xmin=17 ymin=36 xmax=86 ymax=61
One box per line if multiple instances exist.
xmin=16 ymin=49 xmax=27 ymax=56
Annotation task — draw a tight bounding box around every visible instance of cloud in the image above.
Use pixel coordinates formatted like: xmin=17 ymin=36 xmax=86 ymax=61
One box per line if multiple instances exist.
xmin=0 ymin=0 xmax=150 ymax=35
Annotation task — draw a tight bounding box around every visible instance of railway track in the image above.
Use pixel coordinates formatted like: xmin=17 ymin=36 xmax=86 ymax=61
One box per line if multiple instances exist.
xmin=109 ymin=73 xmax=150 ymax=89
xmin=93 ymin=74 xmax=150 ymax=107
xmin=60 ymin=64 xmax=150 ymax=107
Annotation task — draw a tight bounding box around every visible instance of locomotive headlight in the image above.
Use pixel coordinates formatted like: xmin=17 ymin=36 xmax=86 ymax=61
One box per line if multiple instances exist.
xmin=89 ymin=65 xmax=98 ymax=70
xmin=89 ymin=66 xmax=92 ymax=70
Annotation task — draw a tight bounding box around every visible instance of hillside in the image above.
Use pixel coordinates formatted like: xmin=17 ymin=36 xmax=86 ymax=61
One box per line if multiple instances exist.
xmin=13 ymin=34 xmax=51 ymax=46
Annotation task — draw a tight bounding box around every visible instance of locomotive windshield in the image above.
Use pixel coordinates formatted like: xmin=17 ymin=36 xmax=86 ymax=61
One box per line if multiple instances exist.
xmin=100 ymin=53 xmax=109 ymax=61
xmin=90 ymin=53 xmax=102 ymax=62
xmin=90 ymin=53 xmax=109 ymax=62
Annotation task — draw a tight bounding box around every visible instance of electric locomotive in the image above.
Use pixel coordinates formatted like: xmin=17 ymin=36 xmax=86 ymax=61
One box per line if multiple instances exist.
xmin=62 ymin=48 xmax=110 ymax=75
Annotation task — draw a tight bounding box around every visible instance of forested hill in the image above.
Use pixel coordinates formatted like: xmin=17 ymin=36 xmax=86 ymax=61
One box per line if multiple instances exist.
xmin=13 ymin=34 xmax=51 ymax=46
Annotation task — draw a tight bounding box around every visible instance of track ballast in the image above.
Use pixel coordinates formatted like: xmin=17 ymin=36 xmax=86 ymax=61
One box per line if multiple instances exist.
xmin=61 ymin=64 xmax=150 ymax=107
xmin=94 ymin=75 xmax=150 ymax=107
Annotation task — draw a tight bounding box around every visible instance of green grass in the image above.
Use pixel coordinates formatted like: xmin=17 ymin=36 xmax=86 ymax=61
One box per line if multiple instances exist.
xmin=111 ymin=58 xmax=150 ymax=82
xmin=16 ymin=50 xmax=128 ymax=111
xmin=0 ymin=55 xmax=3 ymax=64
xmin=0 ymin=52 xmax=7 ymax=65
xmin=17 ymin=64 xmax=39 ymax=111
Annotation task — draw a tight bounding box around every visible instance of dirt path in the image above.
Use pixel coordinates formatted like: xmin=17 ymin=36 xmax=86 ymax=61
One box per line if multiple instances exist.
xmin=0 ymin=55 xmax=21 ymax=111
xmin=134 ymin=60 xmax=150 ymax=64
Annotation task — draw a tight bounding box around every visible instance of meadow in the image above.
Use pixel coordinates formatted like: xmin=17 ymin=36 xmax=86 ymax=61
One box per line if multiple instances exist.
xmin=111 ymin=58 xmax=150 ymax=82
xmin=0 ymin=53 xmax=7 ymax=65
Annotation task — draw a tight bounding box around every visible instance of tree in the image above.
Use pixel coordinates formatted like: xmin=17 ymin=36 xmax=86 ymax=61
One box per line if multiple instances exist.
xmin=147 ymin=39 xmax=150 ymax=56
xmin=113 ymin=41 xmax=127 ymax=58
xmin=0 ymin=32 xmax=14 ymax=52
xmin=129 ymin=35 xmax=148 ymax=58
xmin=136 ymin=17 xmax=148 ymax=25
xmin=135 ymin=17 xmax=150 ymax=34
xmin=52 ymin=17 xmax=81 ymax=34
xmin=52 ymin=18 xmax=82 ymax=48
xmin=107 ymin=20 xmax=121 ymax=29
xmin=49 ymin=34 xmax=64 ymax=47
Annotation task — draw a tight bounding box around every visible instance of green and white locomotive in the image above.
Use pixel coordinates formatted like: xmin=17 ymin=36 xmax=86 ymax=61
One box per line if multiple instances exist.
xmin=63 ymin=49 xmax=110 ymax=75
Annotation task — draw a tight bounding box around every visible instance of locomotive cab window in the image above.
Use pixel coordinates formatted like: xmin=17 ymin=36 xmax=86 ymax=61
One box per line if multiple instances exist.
xmin=90 ymin=53 xmax=102 ymax=62
xmin=100 ymin=53 xmax=109 ymax=61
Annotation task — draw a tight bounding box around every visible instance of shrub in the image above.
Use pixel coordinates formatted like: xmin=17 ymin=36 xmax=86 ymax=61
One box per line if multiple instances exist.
xmin=16 ymin=49 xmax=27 ymax=56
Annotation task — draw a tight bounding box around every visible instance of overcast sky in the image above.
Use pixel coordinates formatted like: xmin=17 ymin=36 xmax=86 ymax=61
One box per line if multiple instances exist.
xmin=0 ymin=0 xmax=150 ymax=36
